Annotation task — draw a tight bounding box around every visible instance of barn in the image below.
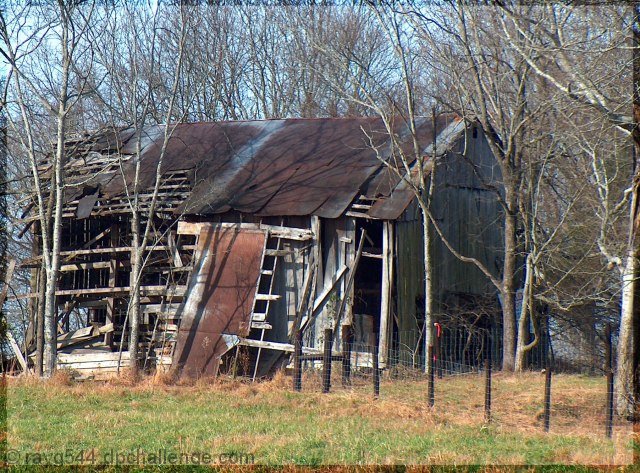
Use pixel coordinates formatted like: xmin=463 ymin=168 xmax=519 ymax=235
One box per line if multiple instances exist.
xmin=20 ymin=115 xmax=503 ymax=379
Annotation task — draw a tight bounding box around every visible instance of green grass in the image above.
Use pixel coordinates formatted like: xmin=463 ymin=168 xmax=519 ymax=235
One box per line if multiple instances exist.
xmin=4 ymin=372 xmax=637 ymax=467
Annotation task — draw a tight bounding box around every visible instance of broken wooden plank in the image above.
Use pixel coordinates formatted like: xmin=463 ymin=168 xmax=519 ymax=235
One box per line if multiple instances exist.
xmin=57 ymin=326 xmax=95 ymax=341
xmin=177 ymin=221 xmax=313 ymax=241
xmin=311 ymin=265 xmax=348 ymax=313
xmin=79 ymin=226 xmax=112 ymax=250
xmin=334 ymin=228 xmax=366 ymax=329
xmin=290 ymin=259 xmax=317 ymax=342
xmin=250 ymin=322 xmax=272 ymax=330
xmin=168 ymin=231 xmax=184 ymax=268
xmin=15 ymin=284 xmax=188 ymax=300
xmin=58 ymin=351 xmax=130 ymax=364
xmin=0 ymin=259 xmax=16 ymax=307
xmin=140 ymin=303 xmax=182 ymax=314
xmin=98 ymin=323 xmax=114 ymax=334
xmin=21 ymin=245 xmax=197 ymax=267
xmin=238 ymin=337 xmax=321 ymax=355
xmin=254 ymin=294 xmax=281 ymax=301
xmin=265 ymin=249 xmax=293 ymax=257
xmin=7 ymin=331 xmax=29 ymax=372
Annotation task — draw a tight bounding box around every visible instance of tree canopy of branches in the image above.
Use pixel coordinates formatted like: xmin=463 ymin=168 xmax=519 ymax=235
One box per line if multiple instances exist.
xmin=0 ymin=1 xmax=636 ymax=415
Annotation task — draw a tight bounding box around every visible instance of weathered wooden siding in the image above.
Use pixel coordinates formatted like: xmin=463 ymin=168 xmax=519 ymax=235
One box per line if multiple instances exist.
xmin=309 ymin=216 xmax=356 ymax=348
xmin=432 ymin=126 xmax=503 ymax=297
xmin=396 ymin=200 xmax=425 ymax=354
xmin=250 ymin=215 xmax=311 ymax=375
xmin=395 ymin=126 xmax=503 ymax=348
xmin=258 ymin=237 xmax=308 ymax=373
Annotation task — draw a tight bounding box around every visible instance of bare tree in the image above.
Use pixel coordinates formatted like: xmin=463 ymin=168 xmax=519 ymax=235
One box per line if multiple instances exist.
xmin=496 ymin=1 xmax=637 ymax=415
xmin=1 ymin=1 xmax=101 ymax=376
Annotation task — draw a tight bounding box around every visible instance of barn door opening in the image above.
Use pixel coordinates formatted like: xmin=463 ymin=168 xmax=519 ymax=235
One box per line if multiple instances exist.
xmin=353 ymin=219 xmax=383 ymax=351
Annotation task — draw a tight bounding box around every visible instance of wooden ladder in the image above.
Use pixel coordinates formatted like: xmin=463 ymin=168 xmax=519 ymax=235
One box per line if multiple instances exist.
xmin=250 ymin=230 xmax=289 ymax=380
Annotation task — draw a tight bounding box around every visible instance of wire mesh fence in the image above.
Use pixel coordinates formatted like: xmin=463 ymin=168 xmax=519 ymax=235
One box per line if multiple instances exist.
xmin=287 ymin=326 xmax=635 ymax=446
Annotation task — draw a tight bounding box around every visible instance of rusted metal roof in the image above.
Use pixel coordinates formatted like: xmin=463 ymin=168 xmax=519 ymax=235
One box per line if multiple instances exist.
xmin=171 ymin=225 xmax=266 ymax=378
xmin=64 ymin=115 xmax=464 ymax=220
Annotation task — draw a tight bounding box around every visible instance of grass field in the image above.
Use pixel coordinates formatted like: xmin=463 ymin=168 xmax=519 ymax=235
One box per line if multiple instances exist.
xmin=3 ymin=370 xmax=637 ymax=467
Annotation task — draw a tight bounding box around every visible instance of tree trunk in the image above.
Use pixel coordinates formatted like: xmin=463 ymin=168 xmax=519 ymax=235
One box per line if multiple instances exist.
xmin=43 ymin=108 xmax=67 ymax=377
xmin=501 ymin=196 xmax=518 ymax=372
xmin=127 ymin=212 xmax=141 ymax=377
xmin=616 ymin=250 xmax=637 ymax=416
xmin=515 ymin=254 xmax=538 ymax=372
xmin=422 ymin=203 xmax=434 ymax=374
xmin=35 ymin=263 xmax=45 ymax=377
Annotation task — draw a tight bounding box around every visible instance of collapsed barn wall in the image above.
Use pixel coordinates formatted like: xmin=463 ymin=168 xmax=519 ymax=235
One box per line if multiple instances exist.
xmin=17 ymin=116 xmax=506 ymax=378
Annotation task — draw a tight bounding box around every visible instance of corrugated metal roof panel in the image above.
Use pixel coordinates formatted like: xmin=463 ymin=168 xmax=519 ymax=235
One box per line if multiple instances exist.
xmin=63 ymin=115 xmax=465 ymax=221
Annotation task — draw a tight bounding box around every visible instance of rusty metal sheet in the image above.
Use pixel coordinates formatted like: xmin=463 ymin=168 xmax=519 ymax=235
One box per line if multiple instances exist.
xmin=171 ymin=226 xmax=266 ymax=378
xmin=60 ymin=115 xmax=463 ymax=221
xmin=75 ymin=187 xmax=100 ymax=219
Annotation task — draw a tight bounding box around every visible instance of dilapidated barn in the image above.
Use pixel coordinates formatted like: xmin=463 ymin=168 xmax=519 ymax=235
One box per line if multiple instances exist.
xmin=20 ymin=115 xmax=503 ymax=379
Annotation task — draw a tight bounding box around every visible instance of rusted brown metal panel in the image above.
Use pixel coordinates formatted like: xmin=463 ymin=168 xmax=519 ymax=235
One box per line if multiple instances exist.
xmin=171 ymin=226 xmax=266 ymax=378
xmin=60 ymin=115 xmax=463 ymax=221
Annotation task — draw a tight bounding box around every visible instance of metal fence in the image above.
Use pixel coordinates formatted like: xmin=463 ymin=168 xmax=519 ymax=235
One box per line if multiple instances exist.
xmin=287 ymin=325 xmax=629 ymax=441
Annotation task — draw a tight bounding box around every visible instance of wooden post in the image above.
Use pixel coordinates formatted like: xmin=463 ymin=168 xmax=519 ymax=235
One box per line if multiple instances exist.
xmin=428 ymin=344 xmax=435 ymax=407
xmin=544 ymin=359 xmax=552 ymax=432
xmin=484 ymin=358 xmax=492 ymax=423
xmin=605 ymin=323 xmax=614 ymax=439
xmin=342 ymin=325 xmax=352 ymax=387
xmin=435 ymin=322 xmax=443 ymax=378
xmin=373 ymin=332 xmax=380 ymax=398
xmin=485 ymin=327 xmax=492 ymax=422
xmin=378 ymin=221 xmax=394 ymax=368
xmin=105 ymin=224 xmax=119 ymax=348
xmin=293 ymin=330 xmax=302 ymax=392
xmin=322 ymin=327 xmax=333 ymax=393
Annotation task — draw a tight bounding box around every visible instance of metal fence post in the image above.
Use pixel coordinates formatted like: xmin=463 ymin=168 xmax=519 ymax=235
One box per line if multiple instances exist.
xmin=293 ymin=330 xmax=302 ymax=392
xmin=435 ymin=323 xmax=443 ymax=379
xmin=322 ymin=328 xmax=333 ymax=393
xmin=605 ymin=323 xmax=614 ymax=438
xmin=544 ymin=358 xmax=552 ymax=432
xmin=342 ymin=325 xmax=352 ymax=387
xmin=484 ymin=328 xmax=492 ymax=422
xmin=484 ymin=358 xmax=492 ymax=423
xmin=373 ymin=333 xmax=380 ymax=398
xmin=428 ymin=344 xmax=435 ymax=407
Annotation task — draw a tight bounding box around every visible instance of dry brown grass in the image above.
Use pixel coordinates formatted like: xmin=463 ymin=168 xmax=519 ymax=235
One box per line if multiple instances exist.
xmin=6 ymin=370 xmax=636 ymax=465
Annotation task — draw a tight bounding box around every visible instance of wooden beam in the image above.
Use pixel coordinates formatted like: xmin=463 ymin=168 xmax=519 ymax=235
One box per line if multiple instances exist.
xmin=60 ymin=261 xmax=112 ymax=272
xmin=0 ymin=259 xmax=16 ymax=307
xmin=334 ymin=228 xmax=366 ymax=329
xmin=79 ymin=226 xmax=112 ymax=251
xmin=7 ymin=331 xmax=29 ymax=373
xmin=299 ymin=265 xmax=348 ymax=332
xmin=21 ymin=244 xmax=197 ymax=267
xmin=177 ymin=221 xmax=314 ymax=241
xmin=378 ymin=221 xmax=394 ymax=367
xmin=106 ymin=224 xmax=120 ymax=334
xmin=238 ymin=337 xmax=321 ymax=355
xmin=14 ymin=284 xmax=187 ymax=300
xmin=312 ymin=265 xmax=348 ymax=313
